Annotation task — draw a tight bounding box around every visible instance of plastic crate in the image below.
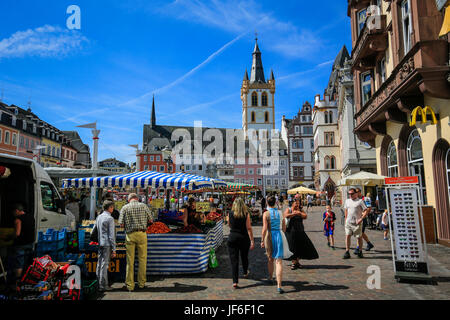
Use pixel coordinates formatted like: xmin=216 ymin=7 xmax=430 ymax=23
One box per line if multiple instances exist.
xmin=81 ymin=279 xmax=98 ymax=300
xmin=78 ymin=230 xmax=85 ymax=250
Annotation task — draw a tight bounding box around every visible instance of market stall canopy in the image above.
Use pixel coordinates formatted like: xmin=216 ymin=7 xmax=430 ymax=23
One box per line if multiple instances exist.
xmin=337 ymin=171 xmax=387 ymax=187
xmin=287 ymin=186 xmax=317 ymax=195
xmin=61 ymin=170 xmax=216 ymax=190
xmin=225 ymin=182 xmax=259 ymax=191
xmin=172 ymin=172 xmax=227 ymax=188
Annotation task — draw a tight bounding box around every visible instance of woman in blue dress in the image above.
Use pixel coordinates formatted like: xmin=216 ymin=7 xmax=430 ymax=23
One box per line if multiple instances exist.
xmin=261 ymin=196 xmax=292 ymax=294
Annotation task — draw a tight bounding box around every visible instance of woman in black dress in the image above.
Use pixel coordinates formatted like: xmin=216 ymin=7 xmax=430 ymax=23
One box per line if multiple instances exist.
xmin=283 ymin=195 xmax=319 ymax=269
xmin=227 ymin=197 xmax=255 ymax=289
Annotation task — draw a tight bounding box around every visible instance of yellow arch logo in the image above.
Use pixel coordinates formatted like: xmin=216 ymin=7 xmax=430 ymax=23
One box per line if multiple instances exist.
xmin=409 ymin=106 xmax=438 ymax=126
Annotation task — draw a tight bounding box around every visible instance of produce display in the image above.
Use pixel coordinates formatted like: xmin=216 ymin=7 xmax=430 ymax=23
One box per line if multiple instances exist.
xmin=147 ymin=222 xmax=171 ymax=234
xmin=172 ymin=224 xmax=202 ymax=234
xmin=204 ymin=220 xmax=217 ymax=227
xmin=206 ymin=212 xmax=222 ymax=222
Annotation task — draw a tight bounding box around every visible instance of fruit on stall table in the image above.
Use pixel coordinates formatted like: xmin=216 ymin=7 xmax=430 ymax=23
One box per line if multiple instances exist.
xmin=146 ymin=222 xmax=171 ymax=234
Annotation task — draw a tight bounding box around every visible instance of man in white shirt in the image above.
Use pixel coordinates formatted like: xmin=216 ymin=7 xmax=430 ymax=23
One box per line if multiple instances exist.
xmin=343 ymin=188 xmax=371 ymax=259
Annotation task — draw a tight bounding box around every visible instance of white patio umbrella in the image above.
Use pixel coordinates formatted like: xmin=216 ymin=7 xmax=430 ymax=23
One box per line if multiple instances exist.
xmin=338 ymin=171 xmax=386 ymax=187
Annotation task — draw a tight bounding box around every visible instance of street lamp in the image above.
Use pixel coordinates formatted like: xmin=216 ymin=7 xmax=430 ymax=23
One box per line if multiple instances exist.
xmin=32 ymin=145 xmax=47 ymax=164
xmin=76 ymin=122 xmax=100 ymax=220
xmin=128 ymin=144 xmax=140 ymax=172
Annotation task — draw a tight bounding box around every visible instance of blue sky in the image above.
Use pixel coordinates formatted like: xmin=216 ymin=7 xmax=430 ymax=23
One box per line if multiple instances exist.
xmin=0 ymin=0 xmax=351 ymax=164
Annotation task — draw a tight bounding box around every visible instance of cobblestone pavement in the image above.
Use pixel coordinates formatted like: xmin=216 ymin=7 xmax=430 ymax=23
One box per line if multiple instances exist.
xmin=102 ymin=206 xmax=450 ymax=300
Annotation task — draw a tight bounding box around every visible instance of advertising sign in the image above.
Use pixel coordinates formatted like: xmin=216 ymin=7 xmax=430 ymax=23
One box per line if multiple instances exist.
xmin=385 ymin=176 xmax=419 ymax=185
xmin=389 ymin=188 xmax=428 ymax=274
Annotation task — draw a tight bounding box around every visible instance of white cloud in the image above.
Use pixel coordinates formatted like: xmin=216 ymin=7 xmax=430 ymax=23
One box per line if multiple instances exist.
xmin=156 ymin=0 xmax=322 ymax=59
xmin=0 ymin=25 xmax=88 ymax=59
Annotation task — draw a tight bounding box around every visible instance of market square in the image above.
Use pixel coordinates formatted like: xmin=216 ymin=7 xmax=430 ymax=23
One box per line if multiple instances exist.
xmin=0 ymin=0 xmax=450 ymax=303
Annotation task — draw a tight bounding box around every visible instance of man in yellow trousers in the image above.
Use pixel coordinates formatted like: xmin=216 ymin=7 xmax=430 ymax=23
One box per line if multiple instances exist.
xmin=119 ymin=193 xmax=153 ymax=291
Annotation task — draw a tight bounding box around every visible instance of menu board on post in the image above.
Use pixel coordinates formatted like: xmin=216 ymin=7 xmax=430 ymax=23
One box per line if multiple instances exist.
xmin=151 ymin=199 xmax=165 ymax=209
xmin=196 ymin=202 xmax=211 ymax=213
xmin=388 ymin=188 xmax=430 ymax=280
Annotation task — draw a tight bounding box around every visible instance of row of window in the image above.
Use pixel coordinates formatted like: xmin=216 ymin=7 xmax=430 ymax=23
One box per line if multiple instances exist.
xmin=144 ymin=165 xmax=171 ymax=172
xmin=385 ymin=129 xmax=426 ymax=203
xmin=324 ymin=156 xmax=337 ymax=170
xmin=294 ymin=126 xmax=313 ymax=135
xmin=234 ymin=168 xmax=288 ymax=176
xmin=234 ymin=178 xmax=288 ymax=187
xmin=292 ymin=166 xmax=315 ymax=177
xmin=324 ymin=111 xmax=334 ymax=124
xmin=0 ymin=129 xmax=17 ymax=147
xmin=292 ymin=139 xmax=314 ymax=149
xmin=292 ymin=152 xmax=315 ymax=163
xmin=358 ymin=0 xmax=411 ymax=55
xmin=250 ymin=111 xmax=270 ymax=123
xmin=251 ymin=91 xmax=269 ymax=107
xmin=358 ymin=0 xmax=412 ymax=107
xmin=143 ymin=155 xmax=161 ymax=162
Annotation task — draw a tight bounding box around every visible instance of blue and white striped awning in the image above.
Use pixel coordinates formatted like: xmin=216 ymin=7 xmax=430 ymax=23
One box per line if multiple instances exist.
xmin=172 ymin=172 xmax=227 ymax=188
xmin=61 ymin=171 xmax=215 ymax=190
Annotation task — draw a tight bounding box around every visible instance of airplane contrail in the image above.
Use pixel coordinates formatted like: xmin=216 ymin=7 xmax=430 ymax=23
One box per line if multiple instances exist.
xmin=120 ymin=31 xmax=248 ymax=107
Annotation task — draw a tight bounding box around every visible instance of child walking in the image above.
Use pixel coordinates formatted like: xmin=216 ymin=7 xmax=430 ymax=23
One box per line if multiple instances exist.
xmin=323 ymin=205 xmax=336 ymax=249
xmin=381 ymin=209 xmax=389 ymax=240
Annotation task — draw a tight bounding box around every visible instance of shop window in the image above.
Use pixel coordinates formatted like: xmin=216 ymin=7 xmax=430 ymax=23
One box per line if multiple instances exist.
xmin=407 ymin=129 xmax=426 ymax=203
xmin=387 ymin=140 xmax=398 ymax=177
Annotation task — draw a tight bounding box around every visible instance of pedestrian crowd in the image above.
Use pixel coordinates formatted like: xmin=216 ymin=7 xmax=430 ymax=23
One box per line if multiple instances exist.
xmin=81 ymin=185 xmax=389 ymax=294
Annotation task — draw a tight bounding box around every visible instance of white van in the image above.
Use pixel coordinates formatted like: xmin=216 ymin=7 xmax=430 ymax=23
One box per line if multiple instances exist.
xmin=0 ymin=154 xmax=75 ymax=243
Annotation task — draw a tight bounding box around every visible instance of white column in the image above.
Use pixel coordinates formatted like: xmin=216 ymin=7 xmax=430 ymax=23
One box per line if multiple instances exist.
xmin=90 ymin=129 xmax=100 ymax=220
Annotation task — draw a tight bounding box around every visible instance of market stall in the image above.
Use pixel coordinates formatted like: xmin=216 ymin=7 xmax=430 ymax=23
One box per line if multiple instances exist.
xmin=61 ymin=170 xmax=226 ymax=277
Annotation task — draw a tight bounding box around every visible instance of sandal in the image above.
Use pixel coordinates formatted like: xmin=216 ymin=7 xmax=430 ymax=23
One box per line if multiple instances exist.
xmin=233 ymin=283 xmax=239 ymax=289
xmin=291 ymin=263 xmax=300 ymax=270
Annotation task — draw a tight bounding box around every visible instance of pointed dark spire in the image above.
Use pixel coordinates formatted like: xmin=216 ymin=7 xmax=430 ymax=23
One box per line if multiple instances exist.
xmin=270 ymin=69 xmax=275 ymax=81
xmin=243 ymin=69 xmax=249 ymax=81
xmin=151 ymin=95 xmax=156 ymax=127
xmin=250 ymin=37 xmax=265 ymax=83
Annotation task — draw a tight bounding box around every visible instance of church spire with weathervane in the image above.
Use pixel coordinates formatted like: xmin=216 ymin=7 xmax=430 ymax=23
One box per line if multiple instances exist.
xmin=150 ymin=95 xmax=156 ymax=127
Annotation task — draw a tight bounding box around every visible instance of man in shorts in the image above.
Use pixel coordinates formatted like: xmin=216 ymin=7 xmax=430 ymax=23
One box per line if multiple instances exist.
xmin=343 ymin=188 xmax=371 ymax=259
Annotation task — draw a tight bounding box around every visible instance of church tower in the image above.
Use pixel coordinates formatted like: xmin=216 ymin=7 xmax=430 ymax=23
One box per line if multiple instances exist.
xmin=241 ymin=37 xmax=275 ymax=139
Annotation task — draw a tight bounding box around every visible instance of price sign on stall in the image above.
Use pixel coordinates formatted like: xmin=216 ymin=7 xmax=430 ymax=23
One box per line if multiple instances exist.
xmin=114 ymin=200 xmax=127 ymax=211
xmin=196 ymin=202 xmax=211 ymax=212
xmin=151 ymin=199 xmax=165 ymax=209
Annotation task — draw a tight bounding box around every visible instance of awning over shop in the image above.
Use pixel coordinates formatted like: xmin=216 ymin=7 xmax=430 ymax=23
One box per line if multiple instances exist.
xmin=225 ymin=182 xmax=259 ymax=191
xmin=61 ymin=171 xmax=215 ymax=190
xmin=337 ymin=171 xmax=386 ymax=187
